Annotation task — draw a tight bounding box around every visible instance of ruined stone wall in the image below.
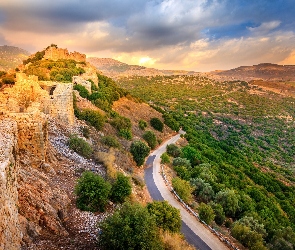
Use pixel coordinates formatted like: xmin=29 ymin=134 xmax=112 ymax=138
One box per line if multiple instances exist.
xmin=7 ymin=112 xmax=48 ymax=168
xmin=46 ymin=83 xmax=75 ymax=125
xmin=44 ymin=47 xmax=86 ymax=62
xmin=0 ymin=119 xmax=22 ymax=250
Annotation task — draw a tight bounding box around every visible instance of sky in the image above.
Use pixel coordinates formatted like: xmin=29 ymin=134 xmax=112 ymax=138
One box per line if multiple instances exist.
xmin=1 ymin=0 xmax=295 ymax=71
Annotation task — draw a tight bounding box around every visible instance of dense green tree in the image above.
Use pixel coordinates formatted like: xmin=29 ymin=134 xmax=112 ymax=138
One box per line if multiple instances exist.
xmin=209 ymin=202 xmax=226 ymax=225
xmin=172 ymin=157 xmax=191 ymax=168
xmin=143 ymin=130 xmax=158 ymax=149
xmin=198 ymin=203 xmax=215 ymax=225
xmin=160 ymin=152 xmax=170 ymax=164
xmin=172 ymin=177 xmax=193 ymax=203
xmin=181 ymin=146 xmax=201 ymax=165
xmin=110 ymin=173 xmax=132 ymax=203
xmin=147 ymin=201 xmax=181 ymax=233
xmin=75 ymin=171 xmax=111 ymax=212
xmin=98 ymin=203 xmax=164 ymax=250
xmin=166 ymin=144 xmax=181 ymax=157
xmin=150 ymin=117 xmax=164 ymax=132
xmin=215 ymin=189 xmax=239 ymax=217
xmin=74 ymin=84 xmax=90 ymax=99
xmin=78 ymin=109 xmax=105 ymax=131
xmin=130 ymin=140 xmax=150 ymax=166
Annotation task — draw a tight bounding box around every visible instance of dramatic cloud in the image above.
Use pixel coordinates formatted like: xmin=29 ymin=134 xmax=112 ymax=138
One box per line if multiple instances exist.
xmin=0 ymin=0 xmax=295 ymax=71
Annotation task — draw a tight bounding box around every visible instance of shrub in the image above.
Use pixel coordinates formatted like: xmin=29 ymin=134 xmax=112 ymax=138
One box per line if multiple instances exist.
xmin=81 ymin=126 xmax=90 ymax=139
xmin=198 ymin=203 xmax=215 ymax=225
xmin=174 ymin=166 xmax=191 ymax=180
xmin=160 ymin=153 xmax=170 ymax=164
xmin=118 ymin=128 xmax=132 ymax=140
xmin=68 ymin=135 xmax=93 ymax=158
xmin=98 ymin=203 xmax=164 ymax=250
xmin=147 ymin=201 xmax=181 ymax=233
xmin=139 ymin=119 xmax=147 ymax=130
xmin=172 ymin=177 xmax=193 ymax=204
xmin=79 ymin=109 xmax=105 ymax=131
xmin=215 ymin=189 xmax=239 ymax=217
xmin=163 ymin=113 xmax=180 ymax=131
xmin=150 ymin=117 xmax=164 ymax=132
xmin=143 ymin=130 xmax=157 ymax=149
xmin=166 ymin=144 xmax=181 ymax=157
xmin=101 ymin=135 xmax=120 ymax=148
xmin=110 ymin=115 xmax=132 ymax=131
xmin=75 ymin=171 xmax=111 ymax=212
xmin=161 ymin=231 xmax=195 ymax=250
xmin=110 ymin=172 xmax=132 ymax=203
xmin=130 ymin=140 xmax=150 ymax=166
xmin=74 ymin=84 xmax=90 ymax=99
xmin=2 ymin=77 xmax=15 ymax=85
xmin=172 ymin=157 xmax=191 ymax=168
xmin=209 ymin=202 xmax=225 ymax=225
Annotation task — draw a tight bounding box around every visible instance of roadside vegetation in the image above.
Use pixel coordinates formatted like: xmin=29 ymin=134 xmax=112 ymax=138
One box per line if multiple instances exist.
xmin=118 ymin=74 xmax=295 ymax=250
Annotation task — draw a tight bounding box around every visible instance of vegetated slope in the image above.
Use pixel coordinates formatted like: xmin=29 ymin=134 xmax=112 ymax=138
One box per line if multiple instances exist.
xmin=210 ymin=63 xmax=295 ymax=82
xmin=0 ymin=45 xmax=29 ymax=70
xmin=87 ymin=57 xmax=194 ymax=79
xmin=118 ymin=74 xmax=295 ymax=249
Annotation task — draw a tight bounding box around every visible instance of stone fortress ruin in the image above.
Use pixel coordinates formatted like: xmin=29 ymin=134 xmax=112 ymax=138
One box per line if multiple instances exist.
xmin=0 ymin=46 xmax=99 ymax=249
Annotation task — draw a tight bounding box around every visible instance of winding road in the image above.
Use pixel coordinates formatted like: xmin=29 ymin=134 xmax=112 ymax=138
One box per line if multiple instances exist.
xmin=144 ymin=132 xmax=229 ymax=250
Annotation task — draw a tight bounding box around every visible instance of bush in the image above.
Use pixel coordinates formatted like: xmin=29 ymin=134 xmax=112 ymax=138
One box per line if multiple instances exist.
xmin=215 ymin=189 xmax=239 ymax=217
xmin=150 ymin=117 xmax=164 ymax=132
xmin=110 ymin=172 xmax=132 ymax=203
xmin=172 ymin=157 xmax=191 ymax=168
xmin=143 ymin=131 xmax=157 ymax=149
xmin=166 ymin=144 xmax=181 ymax=157
xmin=139 ymin=119 xmax=147 ymax=130
xmin=75 ymin=171 xmax=111 ymax=212
xmin=172 ymin=177 xmax=193 ymax=204
xmin=147 ymin=201 xmax=181 ymax=233
xmin=160 ymin=153 xmax=170 ymax=164
xmin=81 ymin=126 xmax=90 ymax=139
xmin=163 ymin=113 xmax=180 ymax=131
xmin=74 ymin=84 xmax=90 ymax=99
xmin=130 ymin=140 xmax=151 ymax=166
xmin=68 ymin=135 xmax=93 ymax=158
xmin=2 ymin=77 xmax=15 ymax=85
xmin=198 ymin=203 xmax=215 ymax=225
xmin=79 ymin=109 xmax=105 ymax=131
xmin=209 ymin=202 xmax=226 ymax=225
xmin=101 ymin=135 xmax=120 ymax=148
xmin=110 ymin=115 xmax=132 ymax=131
xmin=98 ymin=203 xmax=164 ymax=250
xmin=118 ymin=128 xmax=132 ymax=140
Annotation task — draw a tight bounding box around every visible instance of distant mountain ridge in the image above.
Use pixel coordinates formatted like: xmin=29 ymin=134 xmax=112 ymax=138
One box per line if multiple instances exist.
xmin=0 ymin=45 xmax=29 ymax=71
xmin=87 ymin=57 xmax=194 ymax=78
xmin=211 ymin=63 xmax=295 ymax=81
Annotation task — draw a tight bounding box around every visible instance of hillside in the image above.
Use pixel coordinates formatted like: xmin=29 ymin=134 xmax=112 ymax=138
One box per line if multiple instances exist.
xmin=118 ymin=74 xmax=295 ymax=250
xmin=0 ymin=46 xmax=191 ymax=250
xmin=208 ymin=63 xmax=295 ymax=81
xmin=87 ymin=57 xmax=194 ymax=78
xmin=0 ymin=45 xmax=29 ymax=70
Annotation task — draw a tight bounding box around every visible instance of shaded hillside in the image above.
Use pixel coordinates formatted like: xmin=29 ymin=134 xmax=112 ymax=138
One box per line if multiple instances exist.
xmin=0 ymin=45 xmax=29 ymax=70
xmin=211 ymin=63 xmax=295 ymax=81
xmin=87 ymin=57 xmax=194 ymax=78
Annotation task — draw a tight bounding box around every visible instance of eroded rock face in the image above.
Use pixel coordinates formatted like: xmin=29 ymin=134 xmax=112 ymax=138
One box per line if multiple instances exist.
xmin=0 ymin=119 xmax=22 ymax=250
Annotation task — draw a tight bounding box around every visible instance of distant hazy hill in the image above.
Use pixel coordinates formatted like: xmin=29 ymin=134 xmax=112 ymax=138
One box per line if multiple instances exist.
xmin=87 ymin=57 xmax=194 ymax=78
xmin=0 ymin=45 xmax=29 ymax=71
xmin=212 ymin=63 xmax=295 ymax=81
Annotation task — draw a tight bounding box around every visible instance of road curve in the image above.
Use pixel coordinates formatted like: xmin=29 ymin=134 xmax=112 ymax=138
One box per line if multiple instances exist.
xmin=144 ymin=132 xmax=229 ymax=250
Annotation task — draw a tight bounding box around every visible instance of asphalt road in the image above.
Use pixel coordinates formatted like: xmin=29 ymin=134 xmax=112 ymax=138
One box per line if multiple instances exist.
xmin=144 ymin=132 xmax=229 ymax=250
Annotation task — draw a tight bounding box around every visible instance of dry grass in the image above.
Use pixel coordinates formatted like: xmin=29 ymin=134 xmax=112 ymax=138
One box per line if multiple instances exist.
xmin=94 ymin=148 xmax=116 ymax=179
xmin=161 ymin=231 xmax=196 ymax=250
